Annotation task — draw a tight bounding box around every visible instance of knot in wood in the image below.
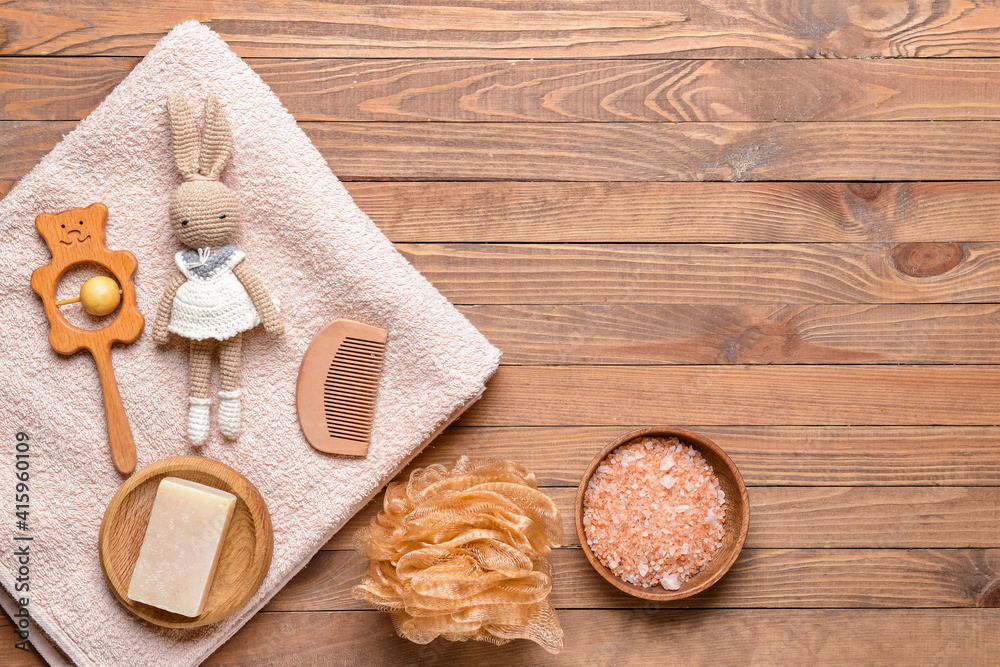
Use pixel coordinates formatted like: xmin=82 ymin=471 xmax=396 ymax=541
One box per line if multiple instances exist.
xmin=890 ymin=243 xmax=963 ymax=277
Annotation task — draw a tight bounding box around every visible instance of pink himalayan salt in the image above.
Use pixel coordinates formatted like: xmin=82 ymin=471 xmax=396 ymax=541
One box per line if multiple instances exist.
xmin=582 ymin=436 xmax=726 ymax=590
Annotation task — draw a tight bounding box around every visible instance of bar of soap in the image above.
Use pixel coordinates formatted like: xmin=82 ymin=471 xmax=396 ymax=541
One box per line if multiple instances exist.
xmin=127 ymin=477 xmax=237 ymax=617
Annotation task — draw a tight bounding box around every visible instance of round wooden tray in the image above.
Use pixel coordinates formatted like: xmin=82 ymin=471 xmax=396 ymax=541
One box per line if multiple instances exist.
xmin=99 ymin=456 xmax=273 ymax=628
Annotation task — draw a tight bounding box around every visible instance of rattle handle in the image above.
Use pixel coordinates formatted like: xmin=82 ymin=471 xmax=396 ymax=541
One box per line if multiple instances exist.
xmin=91 ymin=345 xmax=137 ymax=475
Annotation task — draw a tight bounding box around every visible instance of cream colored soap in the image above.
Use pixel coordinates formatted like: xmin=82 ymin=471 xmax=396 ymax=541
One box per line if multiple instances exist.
xmin=127 ymin=477 xmax=237 ymax=617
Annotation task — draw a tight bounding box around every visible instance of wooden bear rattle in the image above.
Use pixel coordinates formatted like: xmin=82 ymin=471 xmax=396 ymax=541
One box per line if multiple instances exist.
xmin=31 ymin=202 xmax=144 ymax=475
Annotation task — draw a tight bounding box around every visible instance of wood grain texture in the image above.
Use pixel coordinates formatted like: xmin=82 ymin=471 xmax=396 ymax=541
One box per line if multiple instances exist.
xmin=458 ymin=366 xmax=1000 ymax=426
xmin=300 ymin=121 xmax=1000 ymax=182
xmin=325 ymin=486 xmax=1000 ymax=551
xmin=11 ymin=179 xmax=1000 ymax=243
xmin=0 ymin=616 xmax=45 ymax=667
xmin=400 ymin=243 xmax=1000 ymax=305
xmin=268 ymin=548 xmax=1000 ymax=611
xmin=206 ymin=609 xmax=1000 ymax=665
xmin=5 ymin=1 xmax=1000 ymax=59
xmin=460 ymin=305 xmax=1000 ymax=365
xmin=9 ymin=58 xmax=1000 ymax=123
xmin=9 ymin=121 xmax=1000 ymax=183
xmin=31 ymin=202 xmax=143 ymax=474
xmin=348 ymin=181 xmax=1000 ymax=243
xmin=395 ymin=425 xmax=1000 ymax=487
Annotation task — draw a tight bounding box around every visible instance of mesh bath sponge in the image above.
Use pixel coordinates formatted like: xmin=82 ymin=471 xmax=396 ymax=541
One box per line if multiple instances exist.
xmin=352 ymin=456 xmax=564 ymax=653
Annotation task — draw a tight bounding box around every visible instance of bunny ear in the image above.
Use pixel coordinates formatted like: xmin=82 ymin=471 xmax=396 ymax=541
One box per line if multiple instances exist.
xmin=166 ymin=95 xmax=200 ymax=177
xmin=198 ymin=96 xmax=232 ymax=180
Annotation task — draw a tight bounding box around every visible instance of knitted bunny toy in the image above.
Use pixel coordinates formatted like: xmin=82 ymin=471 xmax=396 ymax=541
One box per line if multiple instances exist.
xmin=153 ymin=95 xmax=283 ymax=445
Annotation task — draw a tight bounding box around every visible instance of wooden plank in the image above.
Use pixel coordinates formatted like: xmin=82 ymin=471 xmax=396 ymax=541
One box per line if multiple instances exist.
xmin=9 ymin=58 xmax=1000 ymax=123
xmin=0 ymin=57 xmax=137 ymax=121
xmin=9 ymin=178 xmax=1000 ymax=243
xmin=348 ymin=181 xmax=1000 ymax=243
xmin=301 ymin=121 xmax=1000 ymax=182
xmin=9 ymin=177 xmax=1000 ymax=243
xmin=459 ymin=366 xmax=1000 ymax=426
xmin=398 ymin=425 xmax=1000 ymax=487
xmin=267 ymin=548 xmax=1000 ymax=611
xmin=0 ymin=122 xmax=68 ymax=188
xmin=9 ymin=121 xmax=1000 ymax=183
xmin=460 ymin=305 xmax=1000 ymax=365
xmin=0 ymin=615 xmax=44 ymax=667
xmin=207 ymin=609 xmax=1000 ymax=665
xmin=327 ymin=486 xmax=1000 ymax=550
xmin=399 ymin=243 xmax=1000 ymax=305
xmin=5 ymin=1 xmax=1000 ymax=59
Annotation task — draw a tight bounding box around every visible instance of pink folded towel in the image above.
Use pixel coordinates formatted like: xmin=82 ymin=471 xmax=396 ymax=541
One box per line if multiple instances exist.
xmin=0 ymin=22 xmax=500 ymax=666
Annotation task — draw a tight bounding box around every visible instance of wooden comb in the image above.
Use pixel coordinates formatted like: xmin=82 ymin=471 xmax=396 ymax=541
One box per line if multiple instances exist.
xmin=296 ymin=319 xmax=387 ymax=456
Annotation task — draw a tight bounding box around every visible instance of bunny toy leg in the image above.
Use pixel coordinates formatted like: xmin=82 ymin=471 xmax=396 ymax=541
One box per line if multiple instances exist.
xmin=218 ymin=333 xmax=242 ymax=440
xmin=188 ymin=339 xmax=213 ymax=445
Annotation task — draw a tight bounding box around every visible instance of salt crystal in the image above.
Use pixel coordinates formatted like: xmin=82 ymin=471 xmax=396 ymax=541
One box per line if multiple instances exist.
xmin=638 ymin=563 xmax=648 ymax=576
xmin=675 ymin=504 xmax=690 ymax=512
xmin=659 ymin=475 xmax=676 ymax=489
xmin=661 ymin=573 xmax=681 ymax=590
xmin=660 ymin=456 xmax=675 ymax=471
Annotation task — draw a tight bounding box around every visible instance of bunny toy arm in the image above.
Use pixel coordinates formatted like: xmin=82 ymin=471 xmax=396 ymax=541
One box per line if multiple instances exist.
xmin=232 ymin=260 xmax=284 ymax=336
xmin=152 ymin=271 xmax=187 ymax=344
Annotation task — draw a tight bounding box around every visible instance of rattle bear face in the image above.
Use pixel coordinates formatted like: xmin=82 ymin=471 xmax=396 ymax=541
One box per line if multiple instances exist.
xmin=35 ymin=202 xmax=107 ymax=255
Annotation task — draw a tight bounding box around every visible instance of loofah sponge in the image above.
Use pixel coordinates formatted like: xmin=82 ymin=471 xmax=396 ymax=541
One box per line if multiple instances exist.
xmin=352 ymin=456 xmax=565 ymax=653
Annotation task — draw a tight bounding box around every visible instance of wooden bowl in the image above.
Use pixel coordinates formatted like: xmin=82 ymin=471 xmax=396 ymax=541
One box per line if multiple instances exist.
xmin=99 ymin=456 xmax=273 ymax=628
xmin=575 ymin=427 xmax=749 ymax=601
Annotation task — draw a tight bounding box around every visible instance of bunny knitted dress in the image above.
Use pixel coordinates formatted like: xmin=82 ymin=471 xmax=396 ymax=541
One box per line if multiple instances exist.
xmin=168 ymin=245 xmax=259 ymax=341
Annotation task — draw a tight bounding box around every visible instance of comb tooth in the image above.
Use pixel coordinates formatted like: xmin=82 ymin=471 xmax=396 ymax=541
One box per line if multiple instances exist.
xmin=323 ymin=389 xmax=376 ymax=402
xmin=324 ymin=420 xmax=373 ymax=435
xmin=326 ymin=374 xmax=379 ymax=387
xmin=340 ymin=348 xmax=382 ymax=356
xmin=324 ymin=424 xmax=370 ymax=439
xmin=324 ymin=417 xmax=372 ymax=432
xmin=322 ymin=383 xmax=377 ymax=396
xmin=324 ymin=425 xmax=368 ymax=441
xmin=345 ymin=336 xmax=385 ymax=346
xmin=324 ymin=397 xmax=376 ymax=412
xmin=324 ymin=413 xmax=374 ymax=427
xmin=325 ymin=364 xmax=381 ymax=378
xmin=341 ymin=342 xmax=384 ymax=352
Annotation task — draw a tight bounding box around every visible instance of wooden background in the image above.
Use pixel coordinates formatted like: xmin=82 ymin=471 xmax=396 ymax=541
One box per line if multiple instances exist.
xmin=4 ymin=1 xmax=1000 ymax=664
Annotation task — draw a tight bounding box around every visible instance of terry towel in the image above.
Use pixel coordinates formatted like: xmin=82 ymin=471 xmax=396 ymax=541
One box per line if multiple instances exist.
xmin=0 ymin=21 xmax=501 ymax=667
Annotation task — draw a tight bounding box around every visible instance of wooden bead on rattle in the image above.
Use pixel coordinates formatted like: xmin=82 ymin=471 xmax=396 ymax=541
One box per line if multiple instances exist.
xmin=55 ymin=276 xmax=122 ymax=316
